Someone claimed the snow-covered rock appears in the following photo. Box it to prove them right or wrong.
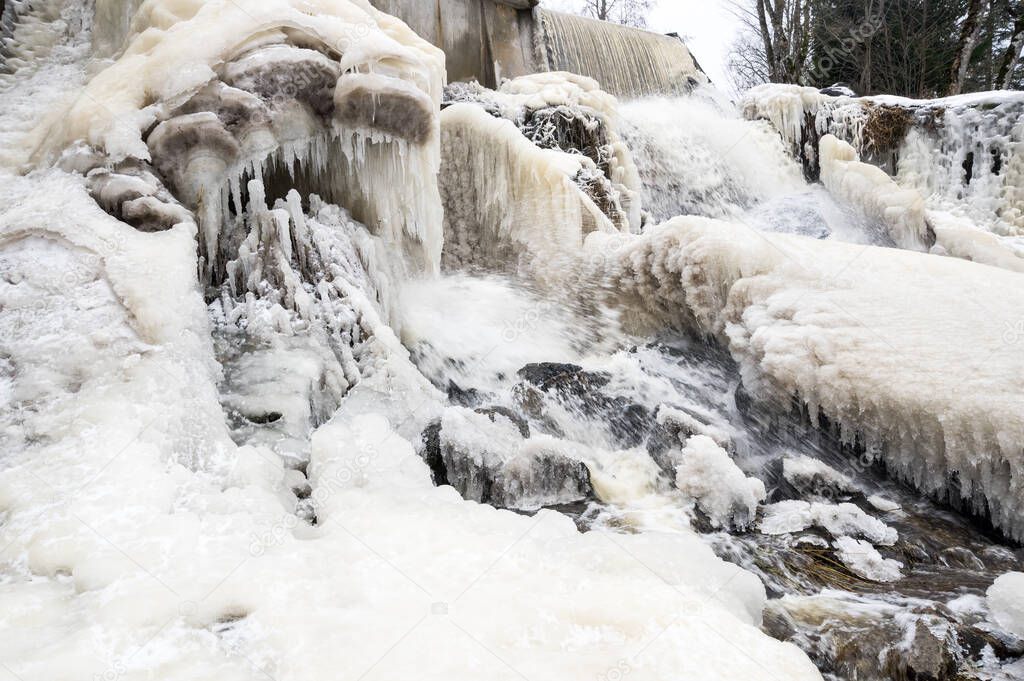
[760,500,897,546]
[675,435,766,530]
[781,455,856,496]
[832,537,904,583]
[988,572,1024,639]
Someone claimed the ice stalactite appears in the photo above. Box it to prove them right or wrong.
[439,73,643,282]
[33,0,446,280]
[211,181,407,465]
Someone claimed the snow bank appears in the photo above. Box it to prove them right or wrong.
[588,217,1024,540]
[987,572,1024,639]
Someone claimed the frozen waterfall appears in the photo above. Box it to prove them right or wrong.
[1,1,1023,680]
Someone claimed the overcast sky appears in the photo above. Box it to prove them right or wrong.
[542,0,744,88]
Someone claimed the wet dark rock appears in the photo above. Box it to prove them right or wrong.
[762,604,800,642]
[514,363,654,447]
[939,547,987,571]
[418,411,592,511]
[488,451,592,511]
[474,406,530,438]
[646,406,728,477]
[447,380,481,407]
[420,419,447,486]
[968,621,1024,660]
[883,620,961,681]
[516,363,610,398]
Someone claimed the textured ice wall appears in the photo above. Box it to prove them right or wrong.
[585,218,1024,540]
[440,74,639,279]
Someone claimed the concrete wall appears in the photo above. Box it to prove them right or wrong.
[368,0,705,98]
[368,0,536,88]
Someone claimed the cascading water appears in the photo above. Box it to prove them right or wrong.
[535,9,706,100]
[619,92,891,244]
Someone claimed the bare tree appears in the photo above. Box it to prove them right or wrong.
[948,0,989,94]
[728,0,814,84]
[997,1,1024,88]
[570,0,654,28]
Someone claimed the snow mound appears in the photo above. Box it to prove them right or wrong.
[987,572,1024,639]
[589,217,1024,540]
[675,435,766,530]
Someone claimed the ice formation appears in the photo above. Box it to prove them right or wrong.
[585,218,1024,540]
[36,0,447,276]
[440,73,641,278]
[0,0,842,678]
[5,0,1024,676]
[742,84,1024,269]
[817,135,933,251]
